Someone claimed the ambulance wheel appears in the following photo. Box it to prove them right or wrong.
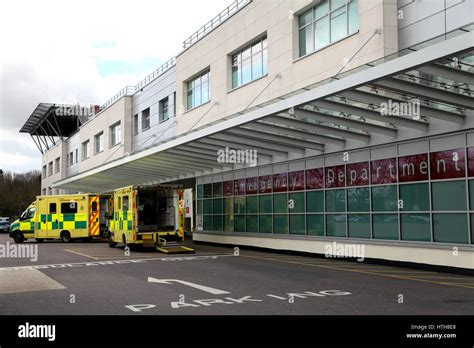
[108,236,116,248]
[13,232,24,244]
[36,238,44,243]
[61,231,71,243]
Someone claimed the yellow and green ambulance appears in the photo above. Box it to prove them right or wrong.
[107,185,194,253]
[9,193,112,243]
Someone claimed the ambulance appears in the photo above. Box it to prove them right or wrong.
[9,193,112,243]
[107,185,194,253]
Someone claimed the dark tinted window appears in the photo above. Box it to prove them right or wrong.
[49,203,57,214]
[61,202,78,214]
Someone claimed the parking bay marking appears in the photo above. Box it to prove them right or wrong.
[148,277,230,295]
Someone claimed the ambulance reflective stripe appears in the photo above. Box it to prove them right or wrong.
[89,196,100,236]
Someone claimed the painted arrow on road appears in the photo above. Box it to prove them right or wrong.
[147,277,230,295]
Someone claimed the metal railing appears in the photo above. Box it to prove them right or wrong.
[100,57,177,111]
[135,56,176,91]
[101,85,137,110]
[182,0,251,49]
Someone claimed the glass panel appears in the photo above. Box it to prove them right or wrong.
[246,215,258,233]
[223,197,233,215]
[315,0,329,19]
[289,192,305,213]
[470,180,474,209]
[399,183,429,211]
[401,214,431,241]
[373,214,398,240]
[314,16,330,50]
[259,215,272,234]
[433,214,468,244]
[193,86,201,107]
[252,51,263,80]
[330,7,347,42]
[326,214,346,237]
[307,214,324,236]
[232,65,240,88]
[307,191,324,212]
[234,196,246,214]
[432,181,467,211]
[213,215,223,231]
[273,193,288,213]
[203,184,212,198]
[246,196,258,214]
[251,40,261,54]
[372,185,397,211]
[203,199,213,214]
[212,182,223,197]
[348,0,359,34]
[262,49,268,75]
[242,58,252,85]
[299,8,313,27]
[259,195,272,214]
[299,25,314,56]
[197,200,203,215]
[234,215,246,232]
[325,189,346,212]
[471,214,474,244]
[290,215,305,235]
[273,215,288,234]
[201,81,209,104]
[203,216,213,230]
[348,214,370,238]
[347,187,369,212]
[331,0,345,10]
[197,185,203,199]
[187,90,193,109]
[213,198,223,214]
[224,215,233,232]
[242,47,251,60]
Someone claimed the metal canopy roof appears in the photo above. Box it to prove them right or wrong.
[54,30,474,193]
[20,103,91,154]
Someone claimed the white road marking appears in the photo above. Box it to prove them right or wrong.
[0,254,233,272]
[0,268,65,294]
[148,277,231,295]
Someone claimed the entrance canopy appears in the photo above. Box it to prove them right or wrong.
[54,30,473,193]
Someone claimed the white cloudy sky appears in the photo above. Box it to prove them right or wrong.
[0,0,227,173]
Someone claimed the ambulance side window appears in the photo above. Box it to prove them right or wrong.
[49,203,57,214]
[91,201,97,212]
[61,202,78,214]
[25,208,36,220]
[118,197,122,210]
[123,196,129,211]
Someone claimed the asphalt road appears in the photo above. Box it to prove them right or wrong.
[0,233,473,315]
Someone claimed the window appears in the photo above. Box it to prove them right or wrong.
[24,207,36,220]
[123,196,129,211]
[142,108,150,130]
[42,188,46,196]
[348,214,370,238]
[433,214,468,244]
[48,162,53,176]
[401,214,430,241]
[307,215,324,236]
[133,114,139,134]
[49,203,57,214]
[82,140,90,160]
[95,132,104,154]
[231,36,268,89]
[61,202,78,214]
[47,187,52,195]
[307,191,324,212]
[75,149,78,163]
[373,214,398,240]
[42,165,47,178]
[159,97,170,122]
[432,181,466,211]
[187,69,210,110]
[69,152,73,166]
[399,183,429,211]
[372,185,397,211]
[298,0,359,57]
[110,122,122,147]
[54,157,60,173]
[91,201,97,212]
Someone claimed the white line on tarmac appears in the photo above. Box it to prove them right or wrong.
[0,254,234,272]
